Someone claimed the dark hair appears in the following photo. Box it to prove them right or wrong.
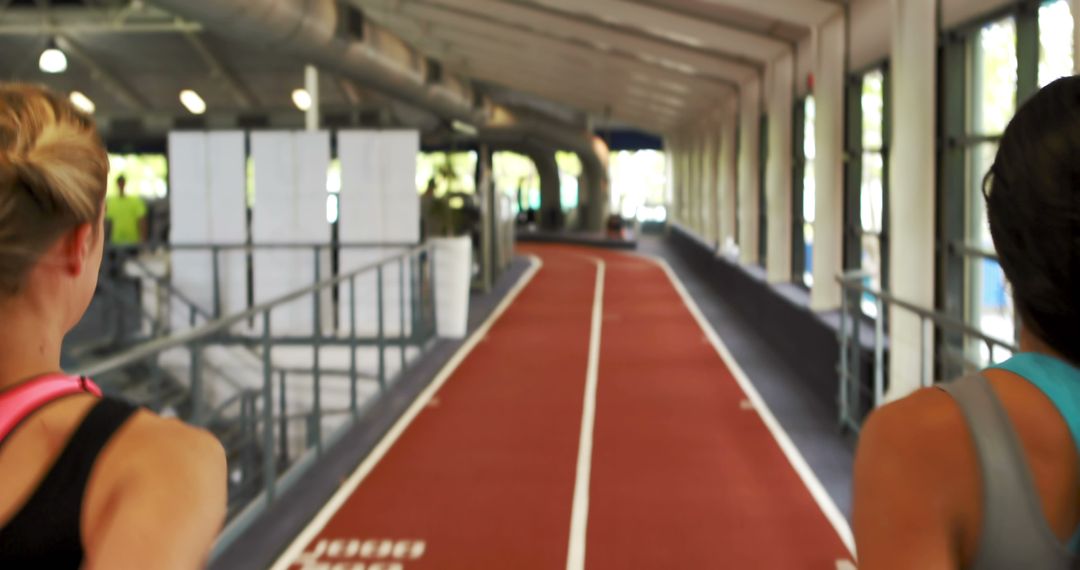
[984,75,1080,366]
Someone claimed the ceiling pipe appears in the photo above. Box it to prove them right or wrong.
[149,0,485,124]
[149,0,608,227]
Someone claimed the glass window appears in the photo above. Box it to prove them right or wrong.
[802,96,816,287]
[610,150,669,220]
[859,70,886,316]
[967,17,1018,359]
[1039,0,1075,87]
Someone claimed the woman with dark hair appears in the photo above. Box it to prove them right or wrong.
[853,76,1080,568]
[0,84,225,568]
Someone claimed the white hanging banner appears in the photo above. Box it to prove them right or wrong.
[251,131,331,336]
[168,131,246,322]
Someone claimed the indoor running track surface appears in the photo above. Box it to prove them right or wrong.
[272,244,854,570]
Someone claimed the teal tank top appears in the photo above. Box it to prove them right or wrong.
[993,352,1080,552]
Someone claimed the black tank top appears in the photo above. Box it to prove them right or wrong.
[0,398,137,567]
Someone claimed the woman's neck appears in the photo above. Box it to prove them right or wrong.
[0,300,64,390]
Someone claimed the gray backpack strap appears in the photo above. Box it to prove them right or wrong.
[940,374,1072,569]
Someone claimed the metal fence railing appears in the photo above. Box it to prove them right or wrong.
[78,243,438,558]
[836,270,1018,433]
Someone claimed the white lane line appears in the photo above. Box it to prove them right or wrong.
[642,253,856,557]
[566,257,605,570]
[269,255,544,570]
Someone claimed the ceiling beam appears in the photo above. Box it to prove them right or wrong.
[383,0,755,84]
[55,34,149,112]
[697,0,838,27]
[360,1,733,98]
[519,0,788,63]
[415,45,703,130]
[446,60,681,131]
[182,31,258,110]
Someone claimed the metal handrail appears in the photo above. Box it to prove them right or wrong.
[79,243,431,377]
[837,272,1016,349]
[81,240,440,560]
[835,270,1018,433]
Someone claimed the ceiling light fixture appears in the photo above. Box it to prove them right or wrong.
[69,91,95,114]
[39,39,67,74]
[179,89,206,115]
[292,88,313,112]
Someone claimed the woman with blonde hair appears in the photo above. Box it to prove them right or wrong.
[0,84,225,568]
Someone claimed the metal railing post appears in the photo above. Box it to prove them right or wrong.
[399,256,406,375]
[212,246,222,318]
[190,343,204,423]
[279,371,289,465]
[377,265,386,390]
[921,318,933,388]
[349,275,358,415]
[874,296,885,409]
[429,245,438,338]
[838,286,850,428]
[312,251,323,453]
[261,310,276,504]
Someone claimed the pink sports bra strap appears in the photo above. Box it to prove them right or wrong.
[0,374,103,445]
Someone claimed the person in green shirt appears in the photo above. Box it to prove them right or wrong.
[105,176,147,245]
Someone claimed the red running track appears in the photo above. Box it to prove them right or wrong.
[274,245,852,570]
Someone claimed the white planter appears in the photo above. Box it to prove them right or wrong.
[432,237,472,339]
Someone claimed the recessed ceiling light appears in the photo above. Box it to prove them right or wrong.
[39,40,67,74]
[292,88,312,112]
[69,91,95,114]
[179,89,206,115]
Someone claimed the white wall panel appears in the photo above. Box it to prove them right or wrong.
[168,131,246,320]
[337,130,420,344]
[888,0,938,401]
[852,0,892,70]
[811,16,848,311]
[251,131,331,336]
[738,79,762,265]
[765,54,794,283]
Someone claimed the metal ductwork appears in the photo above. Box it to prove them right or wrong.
[150,0,485,124]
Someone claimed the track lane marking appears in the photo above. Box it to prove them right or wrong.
[269,255,544,570]
[565,257,605,570]
[636,252,856,556]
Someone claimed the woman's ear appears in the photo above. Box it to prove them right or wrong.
[62,222,95,277]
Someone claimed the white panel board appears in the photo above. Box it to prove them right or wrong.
[168,131,247,322]
[251,131,331,336]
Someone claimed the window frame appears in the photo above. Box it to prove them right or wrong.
[844,63,892,317]
[937,0,1047,373]
[758,114,769,268]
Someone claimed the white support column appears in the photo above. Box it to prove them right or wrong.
[695,133,704,236]
[887,0,937,401]
[305,65,320,132]
[702,128,717,245]
[811,15,847,310]
[738,80,762,265]
[765,54,794,283]
[1073,0,1080,73]
[719,99,739,254]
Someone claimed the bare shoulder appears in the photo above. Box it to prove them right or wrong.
[859,386,968,456]
[96,409,225,493]
[83,408,227,569]
[853,386,980,569]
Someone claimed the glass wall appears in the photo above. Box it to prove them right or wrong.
[492,151,540,216]
[1040,0,1075,87]
[800,96,817,286]
[609,149,668,222]
[107,154,168,198]
[859,70,887,316]
[966,17,1018,358]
